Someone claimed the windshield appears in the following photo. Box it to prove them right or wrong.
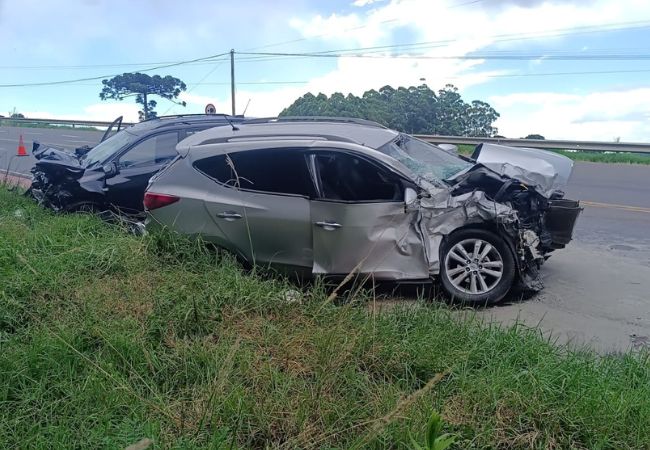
[378,134,472,184]
[81,129,137,167]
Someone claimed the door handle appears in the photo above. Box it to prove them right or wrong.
[315,221,342,231]
[217,211,243,221]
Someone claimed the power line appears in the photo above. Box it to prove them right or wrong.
[0,19,647,73]
[234,19,650,59]
[3,19,650,87]
[238,49,650,61]
[162,60,227,115]
[25,68,650,88]
[3,18,649,70]
[0,52,229,88]
[245,0,489,51]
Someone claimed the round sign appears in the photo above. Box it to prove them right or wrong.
[205,103,216,114]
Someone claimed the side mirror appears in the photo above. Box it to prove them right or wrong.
[32,141,41,152]
[404,187,418,211]
[102,161,119,178]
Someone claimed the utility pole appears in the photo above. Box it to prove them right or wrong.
[230,49,236,116]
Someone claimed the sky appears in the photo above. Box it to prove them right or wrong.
[2,0,650,141]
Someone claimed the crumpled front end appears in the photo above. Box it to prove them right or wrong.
[417,165,581,292]
[30,146,106,212]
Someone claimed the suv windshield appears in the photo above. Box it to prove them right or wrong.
[378,134,472,183]
[81,129,138,167]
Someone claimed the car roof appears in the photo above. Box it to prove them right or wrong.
[125,114,245,136]
[177,117,400,152]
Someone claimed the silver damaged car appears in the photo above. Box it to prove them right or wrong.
[144,117,581,304]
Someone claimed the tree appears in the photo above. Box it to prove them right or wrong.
[8,107,24,119]
[99,73,187,121]
[465,100,500,137]
[280,83,499,136]
[524,134,545,140]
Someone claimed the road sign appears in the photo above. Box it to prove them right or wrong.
[205,103,216,114]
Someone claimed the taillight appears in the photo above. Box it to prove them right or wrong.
[143,192,180,211]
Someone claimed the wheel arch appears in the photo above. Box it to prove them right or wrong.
[439,221,521,275]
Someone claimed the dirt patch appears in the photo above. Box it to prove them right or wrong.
[0,173,30,189]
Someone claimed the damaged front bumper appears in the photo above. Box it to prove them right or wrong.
[417,163,581,292]
[30,145,106,212]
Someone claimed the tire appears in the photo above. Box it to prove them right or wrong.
[439,228,515,305]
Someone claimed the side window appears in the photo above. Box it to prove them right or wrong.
[314,152,403,202]
[182,127,209,139]
[193,148,314,197]
[119,132,178,167]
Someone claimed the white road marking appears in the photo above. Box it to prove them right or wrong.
[61,134,80,138]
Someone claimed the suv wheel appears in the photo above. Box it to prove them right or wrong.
[439,228,515,305]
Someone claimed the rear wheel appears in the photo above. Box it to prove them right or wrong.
[439,228,515,305]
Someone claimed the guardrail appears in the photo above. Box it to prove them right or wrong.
[2,117,649,154]
[0,117,135,128]
[414,135,650,154]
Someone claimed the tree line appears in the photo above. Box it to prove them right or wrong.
[280,84,501,137]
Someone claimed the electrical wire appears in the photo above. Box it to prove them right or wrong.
[3,19,650,70]
[3,19,650,87]
[0,52,229,88]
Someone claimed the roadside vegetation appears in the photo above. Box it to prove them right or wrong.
[0,118,98,132]
[1,186,649,449]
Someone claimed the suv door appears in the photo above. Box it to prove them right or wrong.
[309,150,429,280]
[192,145,315,275]
[105,131,180,213]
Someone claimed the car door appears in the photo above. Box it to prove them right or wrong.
[193,144,315,275]
[105,131,180,213]
[309,149,429,280]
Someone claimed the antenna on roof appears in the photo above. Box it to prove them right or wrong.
[219,113,239,131]
[242,98,251,116]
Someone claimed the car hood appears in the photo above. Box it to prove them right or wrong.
[470,143,574,196]
[33,145,84,169]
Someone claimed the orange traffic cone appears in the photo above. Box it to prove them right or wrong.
[16,134,28,156]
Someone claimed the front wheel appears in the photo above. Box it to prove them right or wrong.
[439,228,515,305]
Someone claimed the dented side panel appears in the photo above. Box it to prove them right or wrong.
[311,200,429,280]
[418,190,518,274]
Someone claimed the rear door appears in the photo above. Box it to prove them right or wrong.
[105,131,180,213]
[309,150,429,280]
[193,145,315,275]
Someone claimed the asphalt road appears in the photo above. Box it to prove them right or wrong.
[2,124,649,352]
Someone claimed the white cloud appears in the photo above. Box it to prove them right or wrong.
[280,0,650,140]
[352,0,386,6]
[10,0,650,140]
[490,88,650,141]
[24,102,140,123]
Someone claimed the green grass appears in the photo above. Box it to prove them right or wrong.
[456,143,650,165]
[555,149,650,164]
[1,187,649,449]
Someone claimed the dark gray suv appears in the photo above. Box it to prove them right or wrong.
[30,114,244,215]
